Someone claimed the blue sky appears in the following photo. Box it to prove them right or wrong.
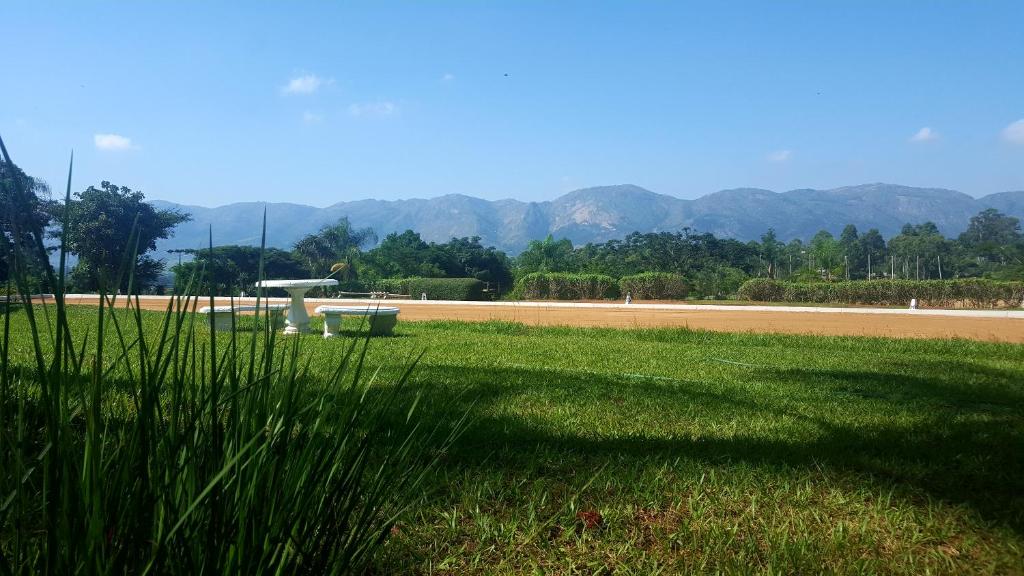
[2,1,1023,206]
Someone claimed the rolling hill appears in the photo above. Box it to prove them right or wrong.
[150,184,1024,258]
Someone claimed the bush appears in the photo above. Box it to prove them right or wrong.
[619,272,688,300]
[376,277,486,301]
[513,272,620,300]
[736,278,787,302]
[738,278,1024,308]
[691,267,749,299]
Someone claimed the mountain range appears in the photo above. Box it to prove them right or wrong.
[150,184,1024,258]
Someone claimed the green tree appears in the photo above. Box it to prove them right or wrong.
[781,238,805,279]
[293,218,376,279]
[759,229,784,278]
[838,224,861,279]
[438,236,513,290]
[367,230,443,278]
[857,228,887,279]
[958,209,1022,266]
[170,246,309,296]
[810,230,841,280]
[0,154,54,286]
[515,235,577,274]
[960,209,1021,246]
[887,222,949,279]
[57,181,189,292]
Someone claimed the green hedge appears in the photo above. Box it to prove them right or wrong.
[619,272,688,300]
[738,278,1024,308]
[375,277,486,301]
[514,272,620,300]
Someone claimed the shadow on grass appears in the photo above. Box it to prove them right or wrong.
[7,336,1021,535]
[393,362,1024,534]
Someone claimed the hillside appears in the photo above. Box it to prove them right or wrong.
[151,184,1024,257]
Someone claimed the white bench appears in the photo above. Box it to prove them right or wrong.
[314,306,400,338]
[199,304,288,331]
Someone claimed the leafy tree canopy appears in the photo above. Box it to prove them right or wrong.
[293,218,377,280]
[959,209,1021,251]
[515,235,577,274]
[56,181,190,291]
[171,245,309,296]
[0,155,53,284]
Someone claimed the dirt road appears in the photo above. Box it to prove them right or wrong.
[57,295,1024,343]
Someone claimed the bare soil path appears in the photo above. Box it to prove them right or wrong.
[59,295,1024,343]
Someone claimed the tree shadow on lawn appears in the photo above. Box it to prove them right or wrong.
[11,344,1018,535]
[400,362,1024,535]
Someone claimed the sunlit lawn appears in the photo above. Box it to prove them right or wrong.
[6,306,1023,574]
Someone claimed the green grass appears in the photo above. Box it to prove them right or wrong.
[6,306,1024,574]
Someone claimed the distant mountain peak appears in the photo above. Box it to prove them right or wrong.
[150,184,1024,258]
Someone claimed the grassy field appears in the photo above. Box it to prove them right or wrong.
[5,306,1024,574]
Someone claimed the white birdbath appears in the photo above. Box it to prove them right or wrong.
[257,279,338,334]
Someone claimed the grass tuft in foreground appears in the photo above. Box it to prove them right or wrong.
[0,141,461,574]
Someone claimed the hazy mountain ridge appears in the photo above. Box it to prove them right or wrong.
[151,184,1024,258]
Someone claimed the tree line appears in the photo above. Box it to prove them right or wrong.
[3,158,1022,298]
[511,210,1023,296]
[171,223,514,296]
[172,209,1022,298]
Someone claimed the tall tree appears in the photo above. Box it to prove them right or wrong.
[438,236,514,288]
[366,230,443,278]
[0,155,54,285]
[810,230,841,280]
[958,209,1022,263]
[293,218,376,279]
[759,229,784,278]
[515,235,577,274]
[57,181,189,292]
[780,239,806,279]
[838,225,861,279]
[170,246,309,296]
[887,222,949,280]
[857,228,887,279]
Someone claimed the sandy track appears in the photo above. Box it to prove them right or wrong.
[56,295,1024,343]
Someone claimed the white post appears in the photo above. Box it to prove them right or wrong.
[283,287,311,334]
[322,313,341,338]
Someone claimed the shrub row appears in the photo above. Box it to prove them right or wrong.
[619,272,689,300]
[514,272,620,300]
[375,277,486,301]
[738,278,1024,308]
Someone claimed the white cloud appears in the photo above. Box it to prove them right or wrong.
[348,101,397,117]
[282,74,329,95]
[442,72,455,81]
[1002,119,1024,144]
[94,133,135,151]
[767,149,791,162]
[302,111,324,124]
[909,127,939,143]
